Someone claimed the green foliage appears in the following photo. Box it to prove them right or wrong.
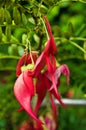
[0,0,86,129]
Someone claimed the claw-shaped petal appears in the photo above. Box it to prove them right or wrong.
[33,52,46,77]
[16,53,27,76]
[43,16,57,54]
[14,73,42,124]
[34,74,47,114]
[23,71,35,96]
[55,64,70,85]
[50,94,57,116]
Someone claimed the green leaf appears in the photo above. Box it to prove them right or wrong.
[68,22,75,37]
[23,4,34,9]
[8,44,18,55]
[22,13,27,25]
[0,7,4,24]
[22,34,27,44]
[5,25,11,41]
[0,27,2,42]
[4,9,11,24]
[79,0,86,3]
[13,7,21,25]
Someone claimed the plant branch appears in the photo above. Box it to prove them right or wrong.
[0,55,20,60]
[68,40,86,53]
[47,0,86,14]
[55,37,86,53]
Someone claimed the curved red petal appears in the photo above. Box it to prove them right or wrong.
[23,71,34,96]
[16,54,26,76]
[46,55,56,73]
[43,16,57,54]
[33,52,46,77]
[50,94,57,116]
[56,64,70,85]
[43,16,52,36]
[34,74,47,114]
[14,73,42,124]
[51,89,67,108]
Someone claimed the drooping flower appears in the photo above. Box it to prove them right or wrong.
[14,52,43,124]
[14,71,42,124]
[32,16,70,109]
[32,16,70,116]
[44,64,70,111]
[14,15,70,124]
[34,64,70,116]
[32,16,57,77]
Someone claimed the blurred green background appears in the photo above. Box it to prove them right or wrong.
[0,0,86,130]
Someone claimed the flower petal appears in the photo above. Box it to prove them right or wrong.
[43,16,57,54]
[14,73,42,124]
[44,71,67,107]
[46,55,56,73]
[45,56,58,96]
[34,73,47,114]
[55,64,70,85]
[16,53,26,76]
[23,71,34,96]
[33,52,45,77]
[50,94,57,116]
[51,89,67,108]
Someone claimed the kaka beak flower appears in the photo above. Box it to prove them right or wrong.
[14,53,43,124]
[32,16,70,114]
[33,16,57,77]
[14,71,42,124]
[14,16,70,124]
[45,64,70,106]
[32,16,60,103]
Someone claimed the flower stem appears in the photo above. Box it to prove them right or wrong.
[25,37,34,65]
[47,0,86,14]
[40,17,49,40]
[28,40,34,65]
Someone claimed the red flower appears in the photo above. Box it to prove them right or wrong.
[33,16,57,77]
[14,71,42,124]
[44,64,70,113]
[32,16,70,116]
[34,64,70,116]
[14,16,70,124]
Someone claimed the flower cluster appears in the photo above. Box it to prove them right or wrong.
[14,16,70,124]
